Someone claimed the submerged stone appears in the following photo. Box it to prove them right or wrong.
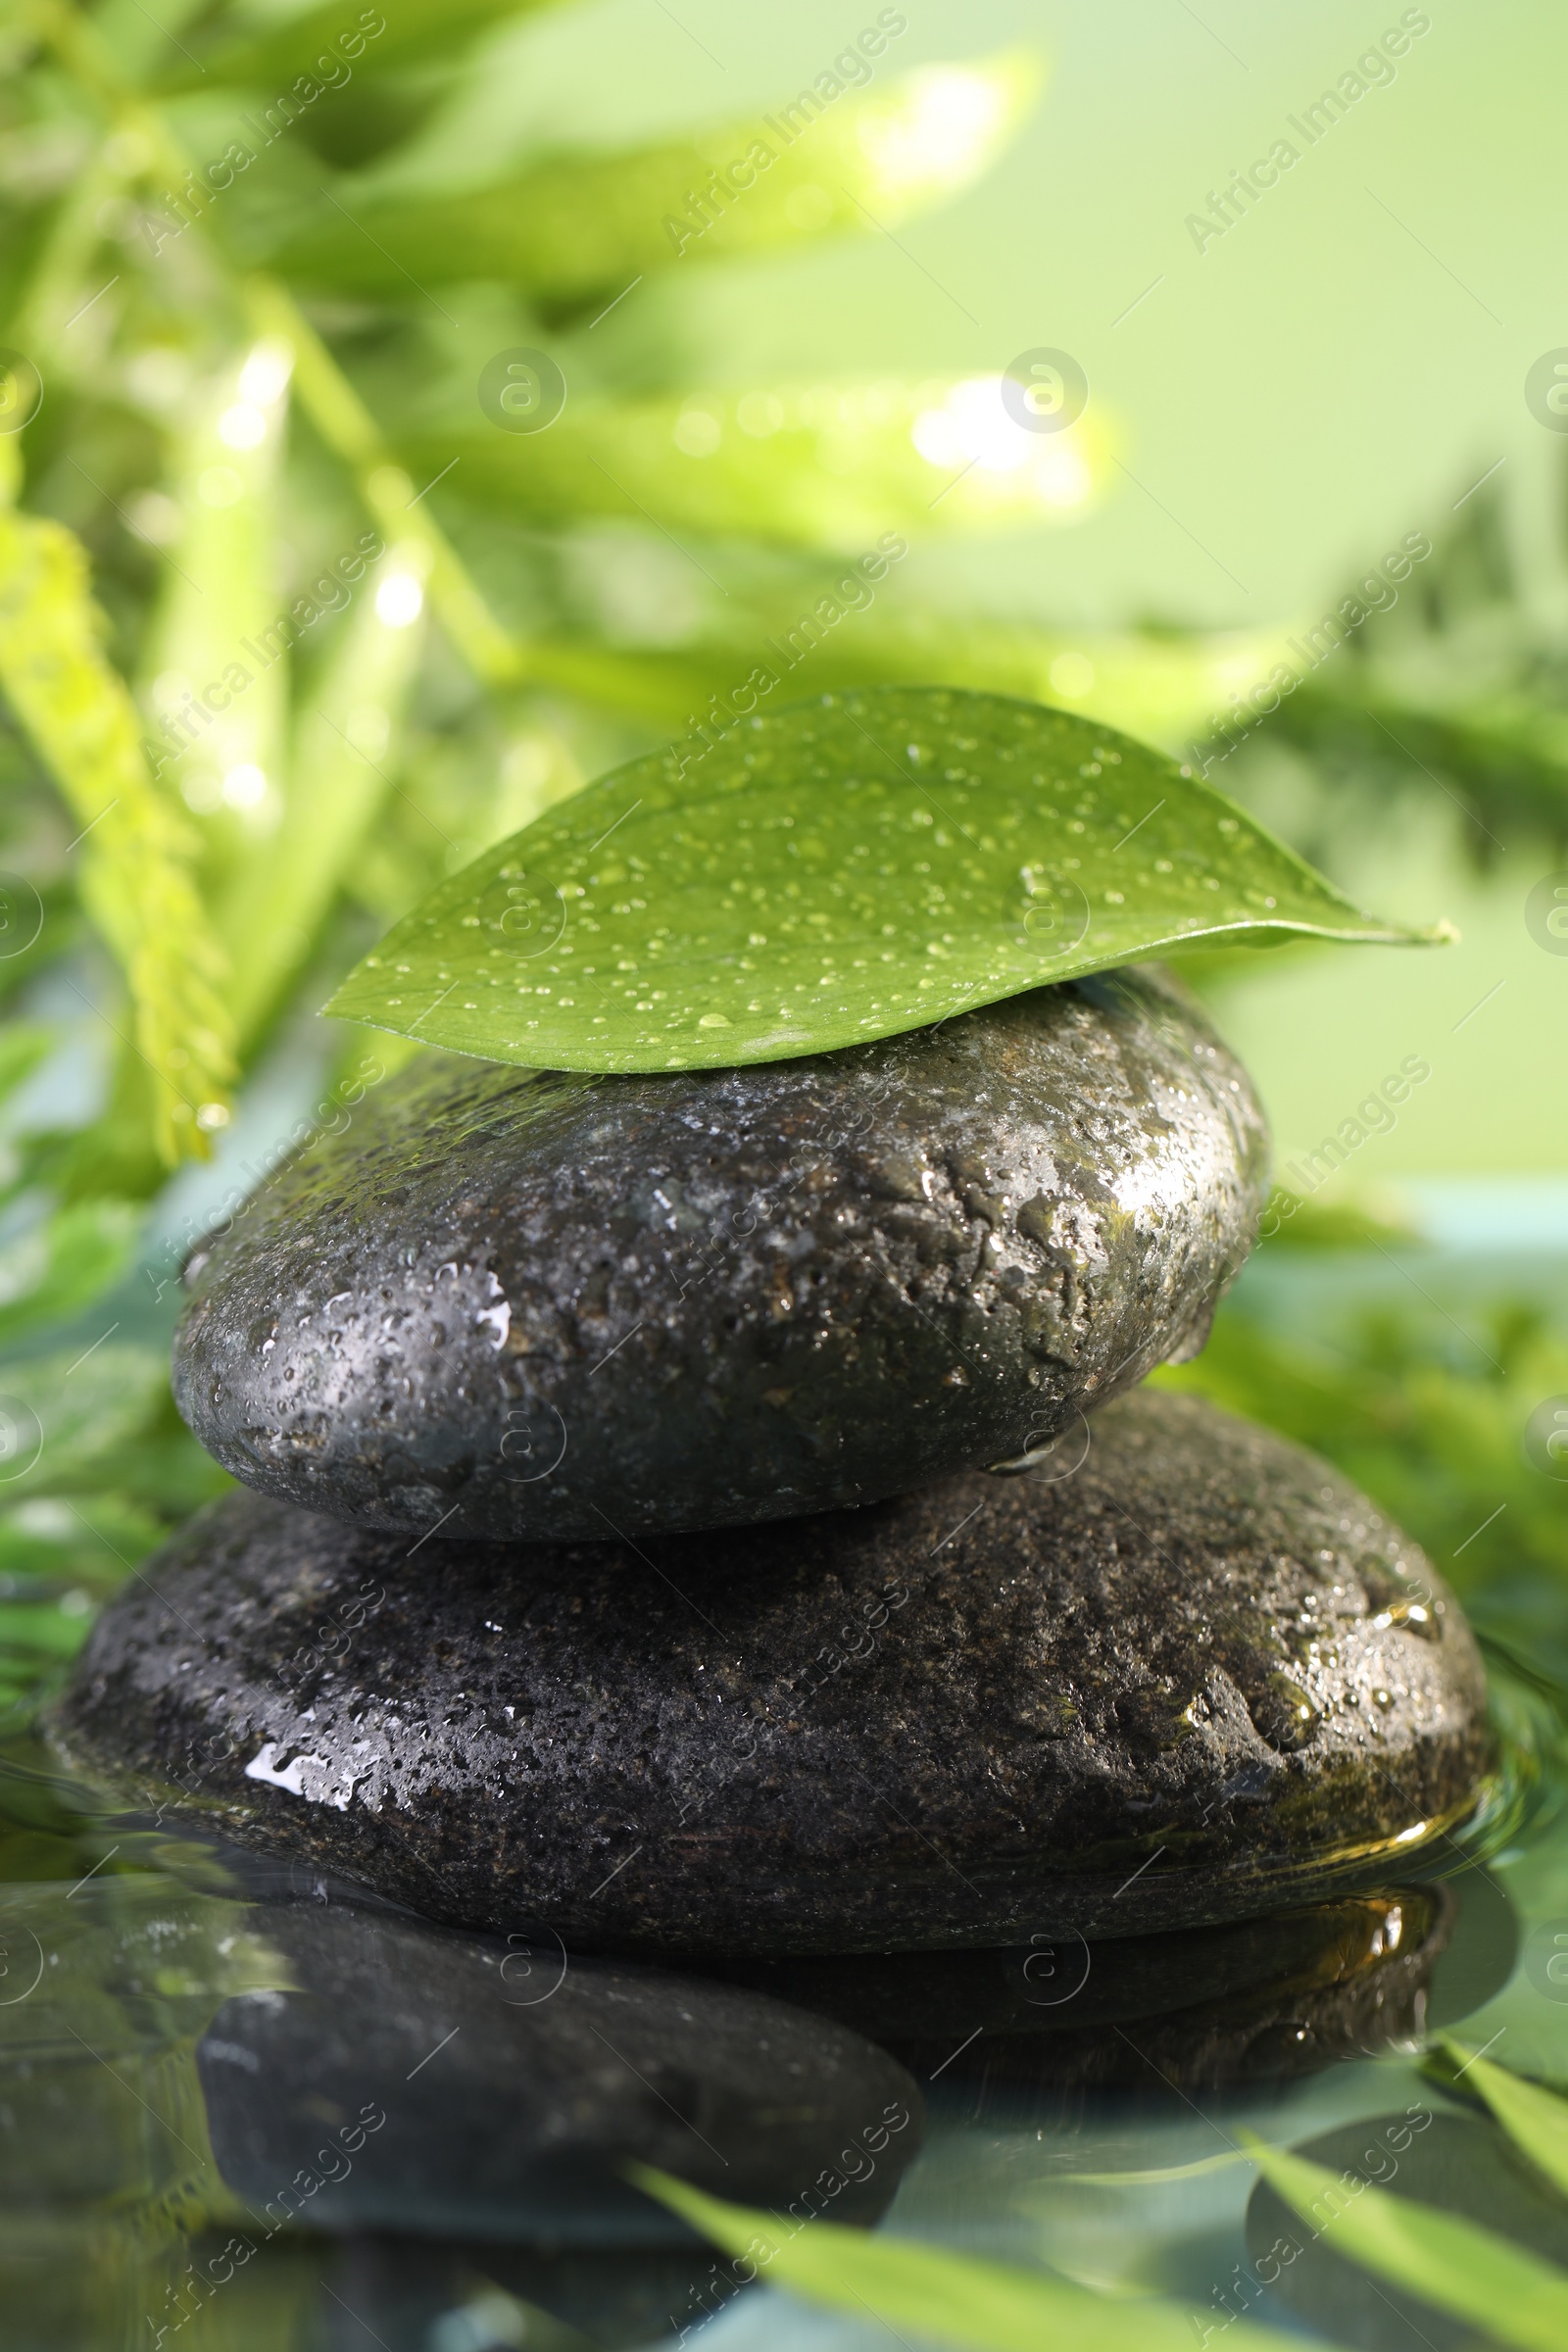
[716,1884,1496,2093]
[52,1392,1494,1954]
[194,1901,920,2245]
[172,967,1267,1540]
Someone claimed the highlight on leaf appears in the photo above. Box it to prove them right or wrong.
[220,538,431,1047]
[326,686,1451,1075]
[269,54,1039,304]
[402,371,1109,551]
[134,337,294,834]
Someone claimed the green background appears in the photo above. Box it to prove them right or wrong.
[407,0,1564,1186]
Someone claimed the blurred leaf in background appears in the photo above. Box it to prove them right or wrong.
[0,0,1564,1739]
[1155,1206,1568,1687]
[0,0,1068,1674]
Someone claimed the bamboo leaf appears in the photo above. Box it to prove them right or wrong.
[151,0,564,95]
[1246,2133,1568,2352]
[326,685,1448,1075]
[219,539,430,1045]
[530,601,1294,752]
[1438,2042,1568,2202]
[136,338,294,862]
[400,372,1110,551]
[0,1022,54,1102]
[0,1345,172,1494]
[1228,469,1568,852]
[272,55,1037,301]
[242,275,525,689]
[0,493,234,1161]
[632,2168,1336,2352]
[0,1200,140,1351]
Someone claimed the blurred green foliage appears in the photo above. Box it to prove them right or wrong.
[0,0,1562,1740]
[1157,1209,1568,1685]
[0,19,1563,2352]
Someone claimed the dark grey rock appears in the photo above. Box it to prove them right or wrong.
[716,1886,1463,2093]
[194,1902,921,2246]
[172,967,1268,1540]
[51,1392,1494,1954]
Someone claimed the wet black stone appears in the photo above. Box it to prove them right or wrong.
[51,1392,1494,1954]
[194,1901,921,2246]
[172,967,1267,1540]
[1246,2115,1568,2350]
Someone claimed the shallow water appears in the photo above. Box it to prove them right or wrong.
[0,1665,1558,2352]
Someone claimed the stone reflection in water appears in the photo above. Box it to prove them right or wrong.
[0,1871,291,2351]
[193,1897,922,2244]
[0,1864,923,2350]
[710,1872,1518,2097]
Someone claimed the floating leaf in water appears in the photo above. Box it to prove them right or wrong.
[327,687,1449,1074]
[1030,2149,1253,2189]
[1246,2133,1568,2352]
[633,2168,1333,2352]
[402,374,1108,551]
[273,56,1037,302]
[1438,2041,1568,2201]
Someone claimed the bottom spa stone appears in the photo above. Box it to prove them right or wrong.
[49,1392,1494,1955]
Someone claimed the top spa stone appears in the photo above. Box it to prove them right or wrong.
[173,967,1267,1540]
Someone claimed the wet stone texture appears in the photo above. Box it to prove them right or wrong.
[195,1902,921,2245]
[172,966,1268,1540]
[51,1392,1494,1955]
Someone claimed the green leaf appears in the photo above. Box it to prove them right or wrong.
[632,2169,1332,2352]
[135,337,293,881]
[0,1200,141,1351]
[272,55,1037,301]
[1225,469,1568,856]
[0,1343,173,1532]
[0,1022,54,1103]
[511,610,1293,757]
[1439,2043,1568,2201]
[400,374,1111,551]
[152,0,564,95]
[1246,2133,1568,2352]
[326,686,1449,1074]
[0,499,235,1161]
[1023,2151,1252,2190]
[1153,1299,1568,1616]
[218,537,429,1047]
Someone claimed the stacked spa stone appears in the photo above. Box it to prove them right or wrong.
[51,968,1493,1961]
